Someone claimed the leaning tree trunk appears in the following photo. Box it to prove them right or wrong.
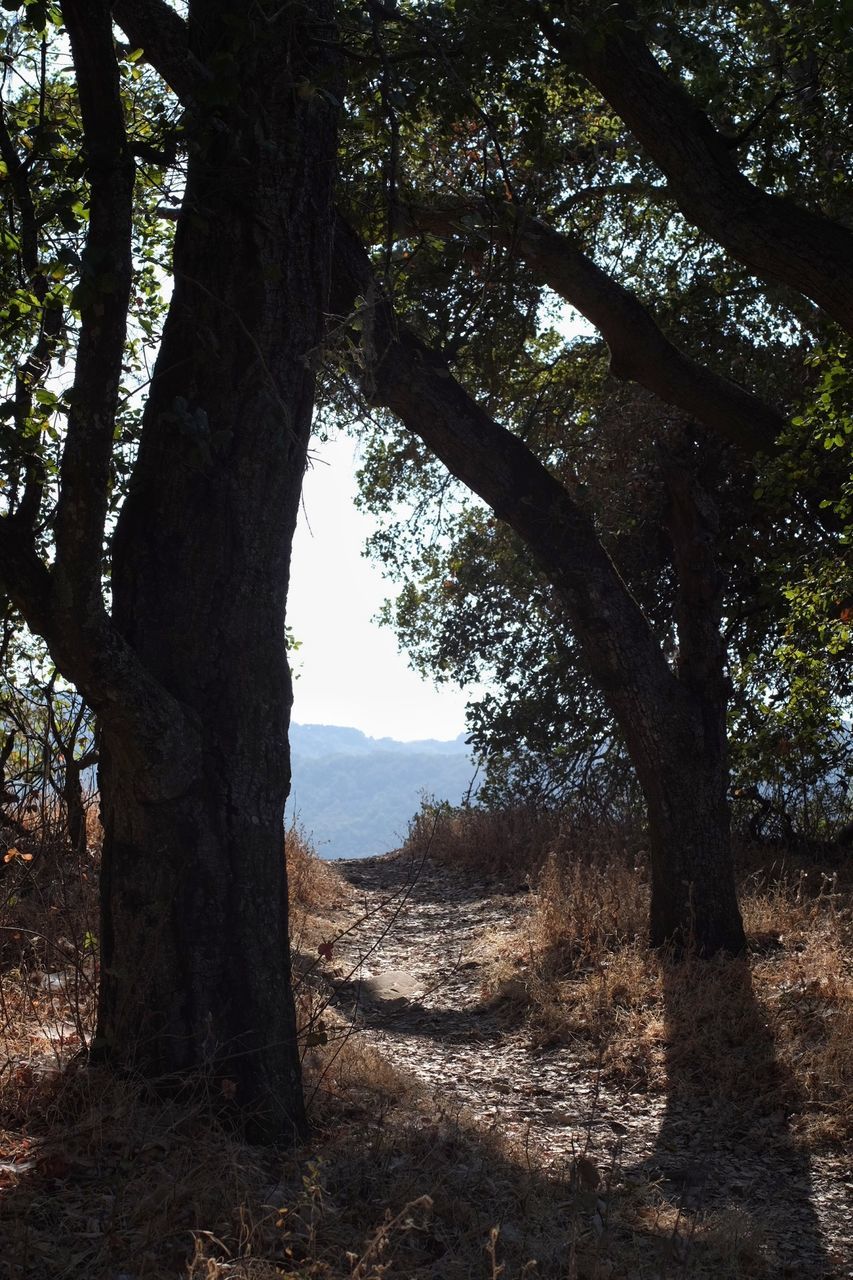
[93,6,338,1141]
[329,222,746,955]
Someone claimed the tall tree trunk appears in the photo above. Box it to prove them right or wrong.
[630,690,741,952]
[639,450,743,953]
[93,4,338,1140]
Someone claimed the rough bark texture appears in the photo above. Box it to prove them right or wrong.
[0,0,337,1142]
[91,2,338,1140]
[112,0,209,103]
[332,221,746,954]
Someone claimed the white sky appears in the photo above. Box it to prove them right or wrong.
[287,433,472,741]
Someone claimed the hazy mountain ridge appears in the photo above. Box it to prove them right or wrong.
[288,723,478,859]
[290,722,471,759]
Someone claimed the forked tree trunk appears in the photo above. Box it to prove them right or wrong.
[628,690,742,953]
[639,452,744,954]
[92,5,337,1140]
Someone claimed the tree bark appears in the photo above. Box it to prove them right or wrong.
[645,450,741,950]
[642,708,738,951]
[91,2,338,1140]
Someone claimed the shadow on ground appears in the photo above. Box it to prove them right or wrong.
[634,956,835,1277]
[0,1046,787,1280]
[336,848,530,904]
[325,855,839,1275]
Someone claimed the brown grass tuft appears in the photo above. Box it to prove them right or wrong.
[404,801,564,880]
[286,819,345,914]
[405,800,642,886]
[414,806,853,1151]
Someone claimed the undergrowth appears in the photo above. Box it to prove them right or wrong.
[1,811,586,1280]
[1,800,851,1277]
[416,805,853,1148]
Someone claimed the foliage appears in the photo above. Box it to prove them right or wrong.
[0,1,848,839]
[0,603,96,851]
[0,10,177,519]
[332,1,853,831]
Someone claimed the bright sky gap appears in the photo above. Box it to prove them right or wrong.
[287,432,472,742]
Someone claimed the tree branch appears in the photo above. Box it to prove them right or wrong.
[0,523,55,641]
[330,219,691,787]
[661,446,727,700]
[112,0,209,103]
[0,102,38,274]
[397,198,787,455]
[54,0,135,616]
[562,181,671,208]
[0,102,65,533]
[542,9,853,336]
[1,2,204,801]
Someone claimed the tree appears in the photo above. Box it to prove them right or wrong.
[352,298,852,836]
[322,0,853,952]
[332,221,749,953]
[0,0,849,1142]
[0,0,338,1140]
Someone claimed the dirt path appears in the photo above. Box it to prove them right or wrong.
[324,849,852,1279]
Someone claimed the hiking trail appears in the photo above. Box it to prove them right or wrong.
[322,849,852,1278]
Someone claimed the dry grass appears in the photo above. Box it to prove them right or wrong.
[401,806,853,1273]
[287,819,349,957]
[286,821,345,916]
[406,801,642,885]
[0,804,100,976]
[2,804,851,1278]
[0,818,580,1280]
[404,802,568,881]
[447,811,853,1150]
[0,963,577,1279]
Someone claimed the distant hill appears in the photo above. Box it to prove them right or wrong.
[290,722,471,759]
[287,723,478,859]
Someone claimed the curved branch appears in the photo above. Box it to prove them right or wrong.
[54,0,135,613]
[330,218,690,790]
[0,3,202,801]
[0,512,201,801]
[398,199,787,455]
[542,10,853,336]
